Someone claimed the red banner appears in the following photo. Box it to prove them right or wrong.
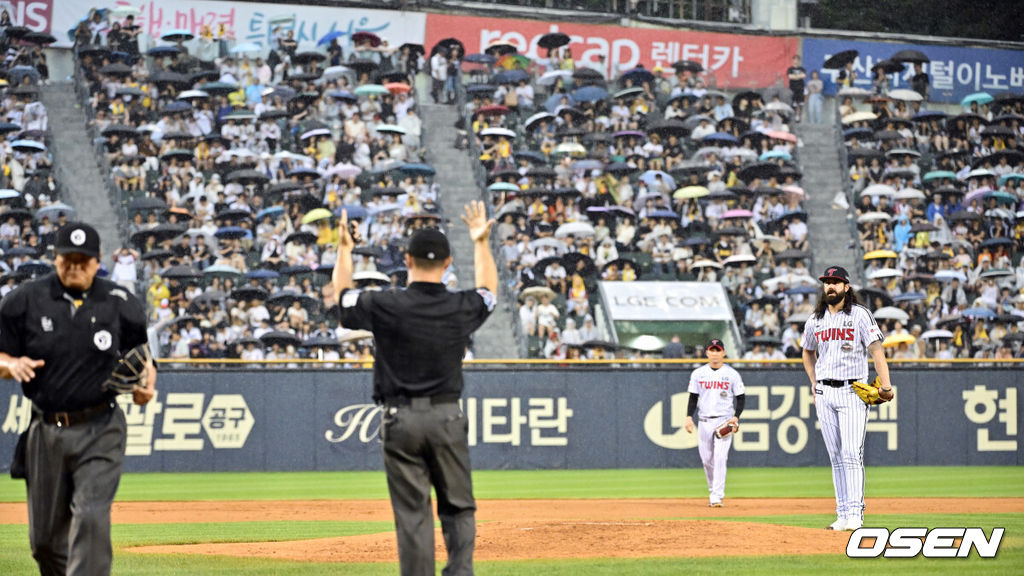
[425,14,798,89]
[6,0,52,32]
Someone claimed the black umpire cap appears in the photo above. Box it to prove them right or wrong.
[818,265,850,284]
[54,222,101,259]
[407,228,450,261]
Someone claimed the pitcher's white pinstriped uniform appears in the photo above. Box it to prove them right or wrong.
[688,363,744,505]
[802,304,884,522]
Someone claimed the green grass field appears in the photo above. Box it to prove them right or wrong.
[1,467,1021,575]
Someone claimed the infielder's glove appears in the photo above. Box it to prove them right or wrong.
[851,377,894,405]
[103,344,151,394]
[714,422,739,439]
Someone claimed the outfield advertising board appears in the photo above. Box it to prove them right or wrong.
[424,13,798,89]
[48,0,426,49]
[802,37,1024,104]
[1,369,1019,472]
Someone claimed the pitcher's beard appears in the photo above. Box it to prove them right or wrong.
[825,291,845,306]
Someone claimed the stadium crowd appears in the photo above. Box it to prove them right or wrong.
[839,84,1024,360]
[69,7,439,363]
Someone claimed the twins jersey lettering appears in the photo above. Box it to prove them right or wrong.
[688,364,745,417]
[801,305,883,381]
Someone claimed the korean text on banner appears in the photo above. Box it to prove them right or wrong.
[425,13,798,89]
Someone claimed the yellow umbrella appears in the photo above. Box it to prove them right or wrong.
[882,333,916,348]
[673,185,710,200]
[863,249,898,260]
[301,208,333,225]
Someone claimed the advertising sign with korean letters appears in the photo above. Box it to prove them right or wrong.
[1,370,1020,472]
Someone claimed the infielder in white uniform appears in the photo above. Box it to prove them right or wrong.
[801,266,893,531]
[685,338,745,507]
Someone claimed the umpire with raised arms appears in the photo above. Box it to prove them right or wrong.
[333,201,496,576]
[0,222,156,575]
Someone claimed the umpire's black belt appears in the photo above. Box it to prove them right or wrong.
[35,401,115,427]
[819,379,856,388]
[382,393,461,408]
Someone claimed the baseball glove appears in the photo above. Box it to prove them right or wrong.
[103,344,151,394]
[851,377,893,405]
[714,422,739,439]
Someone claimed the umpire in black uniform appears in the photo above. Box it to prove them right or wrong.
[333,201,497,576]
[0,222,156,576]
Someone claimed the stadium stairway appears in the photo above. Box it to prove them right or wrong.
[796,122,861,284]
[419,102,518,358]
[41,83,122,269]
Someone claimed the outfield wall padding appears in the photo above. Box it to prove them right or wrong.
[1,369,1020,472]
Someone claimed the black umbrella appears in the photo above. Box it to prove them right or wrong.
[646,119,689,138]
[161,265,201,280]
[572,68,604,82]
[260,331,302,348]
[141,249,174,261]
[737,162,781,183]
[872,59,905,75]
[304,336,342,349]
[671,60,704,73]
[891,49,929,63]
[127,197,169,211]
[823,50,858,70]
[732,90,762,108]
[226,169,270,185]
[397,43,425,59]
[431,37,465,56]
[215,208,254,223]
[148,71,188,86]
[99,63,133,76]
[538,32,570,50]
[347,59,379,76]
[77,44,109,56]
[291,51,326,65]
[285,231,317,245]
[231,286,269,302]
[562,253,597,278]
[21,31,56,45]
[266,292,301,308]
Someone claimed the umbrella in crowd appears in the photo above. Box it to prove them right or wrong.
[538,32,570,49]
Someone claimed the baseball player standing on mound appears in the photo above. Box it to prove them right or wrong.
[801,265,893,531]
[684,338,745,508]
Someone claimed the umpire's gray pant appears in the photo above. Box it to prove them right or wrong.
[381,399,475,576]
[25,404,125,576]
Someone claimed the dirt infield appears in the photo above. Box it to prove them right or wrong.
[2,498,1021,562]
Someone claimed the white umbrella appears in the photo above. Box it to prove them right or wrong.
[537,70,573,86]
[894,188,925,201]
[933,269,967,283]
[785,312,811,325]
[177,90,210,100]
[691,259,723,269]
[629,335,665,352]
[842,111,878,124]
[480,127,516,138]
[868,268,903,280]
[754,235,789,252]
[861,184,896,197]
[723,254,757,265]
[920,329,954,339]
[764,101,794,114]
[762,273,816,291]
[339,329,374,343]
[353,270,392,284]
[529,237,567,253]
[873,306,909,322]
[555,222,596,238]
[889,89,923,102]
[230,42,262,54]
[857,211,892,223]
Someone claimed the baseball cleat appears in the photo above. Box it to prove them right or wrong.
[709,501,723,508]
[827,518,846,530]
[844,517,863,531]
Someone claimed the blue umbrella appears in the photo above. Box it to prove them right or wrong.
[255,206,285,220]
[160,28,195,42]
[922,170,956,182]
[962,307,996,319]
[214,226,251,239]
[328,90,357,101]
[148,45,180,57]
[0,189,20,200]
[960,92,993,107]
[464,53,497,65]
[784,285,818,295]
[514,150,547,164]
[684,236,711,246]
[17,260,52,276]
[639,170,676,189]
[492,69,529,85]
[317,30,346,46]
[648,209,680,220]
[571,159,604,172]
[288,167,321,179]
[487,182,520,193]
[621,67,655,85]
[163,100,192,113]
[702,132,740,145]
[337,205,368,220]
[11,140,45,153]
[572,85,608,103]
[544,92,574,113]
[396,163,436,177]
[893,291,926,302]
[230,41,262,54]
[246,269,280,279]
[760,150,792,161]
[912,110,946,121]
[7,65,39,84]
[998,173,1024,187]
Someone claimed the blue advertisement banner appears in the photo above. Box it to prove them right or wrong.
[801,38,1024,104]
[1,369,1020,472]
